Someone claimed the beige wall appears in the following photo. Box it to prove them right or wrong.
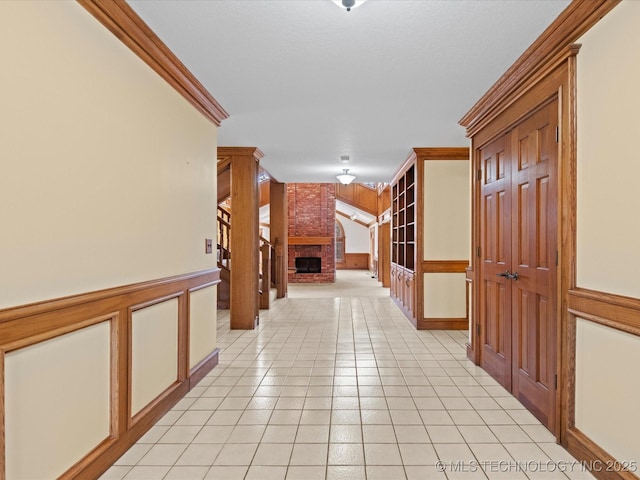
[576,0,640,298]
[0,2,219,478]
[422,160,470,320]
[0,1,218,309]
[575,0,640,466]
[423,160,470,261]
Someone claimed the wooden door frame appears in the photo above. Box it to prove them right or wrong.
[460,0,623,465]
[466,49,578,441]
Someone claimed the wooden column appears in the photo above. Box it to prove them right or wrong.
[270,182,288,298]
[220,147,262,329]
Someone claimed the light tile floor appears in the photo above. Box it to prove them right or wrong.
[101,296,595,480]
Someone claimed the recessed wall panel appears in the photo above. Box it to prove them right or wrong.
[5,322,111,479]
[575,319,640,466]
[423,272,467,318]
[131,298,179,415]
[423,160,470,260]
[189,286,217,369]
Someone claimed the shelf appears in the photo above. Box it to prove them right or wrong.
[288,236,333,245]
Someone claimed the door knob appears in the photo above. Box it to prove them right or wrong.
[510,271,519,280]
[497,271,512,278]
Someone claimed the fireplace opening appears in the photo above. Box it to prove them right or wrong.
[295,257,321,274]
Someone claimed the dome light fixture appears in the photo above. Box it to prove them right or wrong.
[331,0,368,12]
[337,168,356,185]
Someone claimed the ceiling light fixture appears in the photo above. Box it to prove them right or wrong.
[331,0,368,12]
[337,168,356,185]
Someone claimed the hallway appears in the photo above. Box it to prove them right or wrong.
[101,296,593,480]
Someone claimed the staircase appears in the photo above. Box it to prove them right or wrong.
[216,151,287,327]
[217,206,231,309]
[216,205,282,311]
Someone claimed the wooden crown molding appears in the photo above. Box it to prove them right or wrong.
[459,0,620,135]
[78,0,229,126]
[413,147,470,160]
[217,147,265,161]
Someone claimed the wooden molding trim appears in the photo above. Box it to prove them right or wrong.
[78,0,229,126]
[289,236,333,245]
[566,428,639,480]
[460,0,620,134]
[414,147,470,160]
[422,260,469,273]
[0,268,220,326]
[189,348,220,389]
[217,146,265,161]
[568,288,640,337]
[418,318,468,330]
[466,343,474,362]
[336,210,371,229]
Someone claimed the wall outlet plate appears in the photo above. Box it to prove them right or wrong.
[205,238,213,254]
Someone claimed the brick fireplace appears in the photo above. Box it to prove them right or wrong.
[287,183,336,283]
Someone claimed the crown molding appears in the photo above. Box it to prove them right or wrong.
[217,147,265,161]
[78,0,229,126]
[459,0,620,136]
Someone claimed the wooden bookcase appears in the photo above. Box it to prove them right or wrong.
[391,163,416,320]
[390,148,470,329]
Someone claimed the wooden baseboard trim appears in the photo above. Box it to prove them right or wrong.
[466,343,474,362]
[565,428,639,480]
[418,318,468,330]
[189,348,220,389]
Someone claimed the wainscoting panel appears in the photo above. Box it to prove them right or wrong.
[188,284,218,370]
[4,321,111,480]
[0,269,220,480]
[574,318,640,470]
[130,297,180,417]
[423,272,467,318]
[340,253,370,270]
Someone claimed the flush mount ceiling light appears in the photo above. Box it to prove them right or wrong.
[337,168,356,185]
[331,0,368,12]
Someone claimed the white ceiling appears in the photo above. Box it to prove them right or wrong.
[129,0,570,184]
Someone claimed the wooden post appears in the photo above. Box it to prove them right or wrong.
[270,182,288,298]
[220,147,263,329]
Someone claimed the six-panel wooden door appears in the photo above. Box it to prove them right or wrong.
[479,99,558,432]
[480,133,513,389]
